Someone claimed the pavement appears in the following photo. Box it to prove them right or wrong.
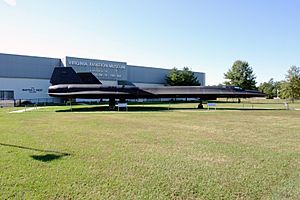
[9,107,45,113]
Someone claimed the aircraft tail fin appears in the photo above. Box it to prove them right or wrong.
[77,73,102,84]
[50,67,102,85]
[50,67,83,85]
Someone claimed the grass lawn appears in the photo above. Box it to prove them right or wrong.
[0,102,300,199]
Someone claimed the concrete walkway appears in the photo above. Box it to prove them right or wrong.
[9,107,45,113]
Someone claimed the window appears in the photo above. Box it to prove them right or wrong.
[0,90,14,100]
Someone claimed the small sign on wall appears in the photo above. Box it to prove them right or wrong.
[22,87,43,93]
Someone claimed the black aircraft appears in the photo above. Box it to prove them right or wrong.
[48,67,266,108]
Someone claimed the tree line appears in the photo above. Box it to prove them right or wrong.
[223,60,300,101]
[259,66,300,101]
[165,60,300,101]
[165,67,200,86]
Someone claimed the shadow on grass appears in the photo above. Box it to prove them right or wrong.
[30,154,65,162]
[214,107,285,111]
[0,143,71,162]
[55,105,191,112]
[55,105,284,112]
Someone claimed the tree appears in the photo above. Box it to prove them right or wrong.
[224,60,257,90]
[280,66,300,102]
[166,67,200,86]
[258,78,281,99]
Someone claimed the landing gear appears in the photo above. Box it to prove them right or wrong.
[109,98,116,110]
[197,100,204,109]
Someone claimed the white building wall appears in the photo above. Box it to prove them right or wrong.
[100,80,118,86]
[0,77,58,102]
[133,82,164,87]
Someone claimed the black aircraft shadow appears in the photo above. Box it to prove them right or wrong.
[30,154,65,162]
[56,105,168,112]
[213,107,285,111]
[0,143,71,162]
[55,105,203,112]
[55,105,284,112]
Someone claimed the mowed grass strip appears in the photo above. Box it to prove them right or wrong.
[0,106,299,199]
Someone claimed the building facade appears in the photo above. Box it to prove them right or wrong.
[0,53,205,103]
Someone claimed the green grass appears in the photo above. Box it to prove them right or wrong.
[0,102,300,199]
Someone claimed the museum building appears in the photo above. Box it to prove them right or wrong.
[0,53,205,103]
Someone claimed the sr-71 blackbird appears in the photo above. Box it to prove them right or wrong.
[48,67,266,107]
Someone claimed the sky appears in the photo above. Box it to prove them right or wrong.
[0,0,299,85]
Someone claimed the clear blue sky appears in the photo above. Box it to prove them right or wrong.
[1,0,299,85]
